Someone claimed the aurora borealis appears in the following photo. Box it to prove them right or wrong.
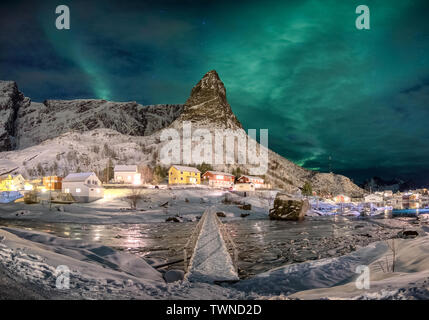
[1,0,429,185]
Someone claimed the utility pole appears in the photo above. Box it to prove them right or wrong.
[105,159,109,184]
[49,175,52,210]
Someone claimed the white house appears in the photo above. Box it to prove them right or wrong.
[62,172,104,203]
[114,165,141,185]
[364,194,384,206]
[237,175,264,188]
[233,183,255,192]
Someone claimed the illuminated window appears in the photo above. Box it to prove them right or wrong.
[65,188,70,193]
[76,188,81,193]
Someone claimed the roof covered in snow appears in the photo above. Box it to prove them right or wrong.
[171,165,200,173]
[63,172,96,182]
[203,171,234,177]
[114,165,138,173]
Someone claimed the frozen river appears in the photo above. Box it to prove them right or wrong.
[0,216,416,279]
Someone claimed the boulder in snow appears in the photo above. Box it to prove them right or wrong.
[398,230,419,239]
[166,216,182,223]
[269,194,309,221]
[164,270,184,283]
[55,205,65,212]
[239,204,251,210]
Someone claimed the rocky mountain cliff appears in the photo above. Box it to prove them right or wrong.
[168,71,363,196]
[171,70,242,130]
[0,81,29,151]
[0,80,183,150]
[0,73,364,196]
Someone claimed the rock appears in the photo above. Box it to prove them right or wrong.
[239,204,252,210]
[166,216,182,223]
[327,249,336,256]
[240,213,250,218]
[17,98,184,151]
[163,270,184,283]
[269,194,309,221]
[0,81,29,151]
[172,70,242,130]
[14,210,30,216]
[216,211,226,217]
[398,230,419,239]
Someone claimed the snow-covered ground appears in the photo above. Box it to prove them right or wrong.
[0,227,242,299]
[1,226,429,300]
[240,235,429,300]
[2,188,429,299]
[0,188,277,224]
[186,208,239,283]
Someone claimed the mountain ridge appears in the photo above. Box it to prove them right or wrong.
[0,73,364,196]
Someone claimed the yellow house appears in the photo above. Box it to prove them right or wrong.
[168,165,201,185]
[0,174,26,191]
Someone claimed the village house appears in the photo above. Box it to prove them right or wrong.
[233,183,255,192]
[168,165,200,185]
[382,190,394,199]
[237,175,264,188]
[403,192,420,201]
[364,194,384,206]
[42,176,63,191]
[333,194,351,203]
[114,165,142,185]
[0,174,26,191]
[62,172,104,203]
[202,171,235,188]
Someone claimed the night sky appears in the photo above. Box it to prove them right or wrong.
[1,0,429,185]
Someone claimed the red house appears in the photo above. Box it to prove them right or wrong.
[202,171,235,188]
[237,175,264,188]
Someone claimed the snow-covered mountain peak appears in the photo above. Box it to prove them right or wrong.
[170,70,242,130]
